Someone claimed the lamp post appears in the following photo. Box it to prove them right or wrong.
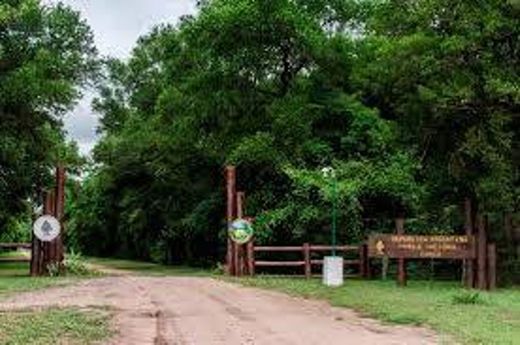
[321,167,337,256]
[321,167,343,286]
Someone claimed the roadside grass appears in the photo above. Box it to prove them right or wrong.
[0,251,29,259]
[0,308,111,345]
[235,277,520,345]
[0,262,74,298]
[86,257,212,276]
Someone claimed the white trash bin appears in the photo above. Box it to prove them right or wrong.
[323,256,344,287]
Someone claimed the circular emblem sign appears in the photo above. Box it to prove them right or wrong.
[33,215,61,242]
[229,218,253,244]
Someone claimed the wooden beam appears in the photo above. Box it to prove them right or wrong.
[254,246,303,252]
[54,166,66,263]
[476,214,487,290]
[255,261,306,267]
[463,198,475,288]
[225,166,237,275]
[396,218,407,286]
[487,243,496,290]
[303,243,311,279]
[247,240,255,276]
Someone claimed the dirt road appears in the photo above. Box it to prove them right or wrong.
[0,276,439,344]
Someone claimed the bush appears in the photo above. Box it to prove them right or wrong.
[47,251,92,277]
[452,291,485,305]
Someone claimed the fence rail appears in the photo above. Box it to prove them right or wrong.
[0,243,32,263]
[249,243,368,278]
[0,243,31,250]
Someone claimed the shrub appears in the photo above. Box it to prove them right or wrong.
[452,291,485,305]
[47,251,92,277]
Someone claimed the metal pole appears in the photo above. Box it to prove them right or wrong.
[332,177,337,257]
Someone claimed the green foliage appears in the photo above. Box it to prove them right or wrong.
[0,308,110,345]
[452,291,485,305]
[236,277,520,344]
[0,0,97,234]
[66,0,518,273]
[47,251,92,277]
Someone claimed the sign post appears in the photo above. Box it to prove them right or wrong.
[229,219,254,245]
[368,233,480,287]
[368,234,477,259]
[33,215,61,242]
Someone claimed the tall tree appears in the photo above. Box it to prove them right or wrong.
[0,0,97,233]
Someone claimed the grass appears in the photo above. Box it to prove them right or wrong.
[0,251,30,259]
[0,261,111,344]
[234,277,520,345]
[0,262,75,299]
[0,308,111,345]
[86,257,212,276]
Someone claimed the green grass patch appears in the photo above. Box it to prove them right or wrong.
[86,257,212,276]
[234,277,520,345]
[0,262,75,299]
[0,308,111,345]
[0,251,30,259]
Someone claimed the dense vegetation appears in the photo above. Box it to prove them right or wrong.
[0,0,96,241]
[69,0,519,271]
[0,1,518,278]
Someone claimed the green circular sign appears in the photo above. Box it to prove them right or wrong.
[229,218,254,244]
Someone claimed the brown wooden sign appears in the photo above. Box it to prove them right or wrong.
[368,234,476,259]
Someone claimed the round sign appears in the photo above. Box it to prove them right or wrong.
[228,218,254,244]
[33,215,61,242]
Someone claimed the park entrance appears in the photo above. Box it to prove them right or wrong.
[224,166,497,290]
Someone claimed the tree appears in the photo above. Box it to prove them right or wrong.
[72,0,518,270]
[0,0,97,234]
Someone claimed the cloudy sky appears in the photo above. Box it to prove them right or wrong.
[46,0,196,155]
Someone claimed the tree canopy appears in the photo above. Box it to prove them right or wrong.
[0,0,97,238]
[0,0,516,269]
[68,0,518,265]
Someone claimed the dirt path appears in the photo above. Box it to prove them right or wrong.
[0,276,439,344]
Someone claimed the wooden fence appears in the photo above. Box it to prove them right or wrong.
[247,243,368,278]
[0,243,31,262]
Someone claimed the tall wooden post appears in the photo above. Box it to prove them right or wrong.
[487,243,496,290]
[359,243,368,278]
[236,191,245,276]
[247,240,255,276]
[30,191,50,276]
[396,218,407,286]
[463,198,475,288]
[476,214,487,290]
[30,231,41,276]
[54,166,66,263]
[30,167,66,276]
[303,243,311,279]
[225,166,237,275]
[41,191,56,272]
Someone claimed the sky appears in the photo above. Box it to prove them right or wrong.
[45,0,196,155]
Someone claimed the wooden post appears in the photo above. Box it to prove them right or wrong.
[476,214,487,290]
[236,191,245,276]
[396,218,407,286]
[303,243,311,279]
[463,198,475,288]
[54,166,66,263]
[364,243,371,279]
[487,243,496,290]
[247,240,255,276]
[43,191,57,272]
[30,233,41,276]
[30,200,43,277]
[225,166,237,275]
[237,192,245,218]
[359,244,366,278]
